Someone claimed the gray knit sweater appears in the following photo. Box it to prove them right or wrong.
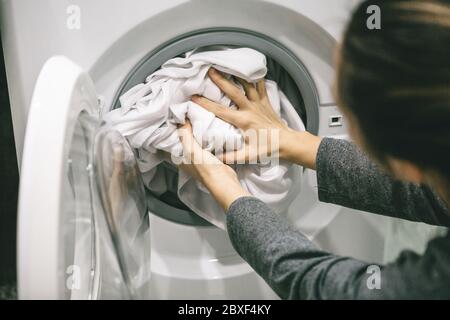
[226,138,450,299]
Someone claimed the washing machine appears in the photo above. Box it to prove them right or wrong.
[0,0,391,300]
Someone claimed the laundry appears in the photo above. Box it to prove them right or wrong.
[104,47,305,229]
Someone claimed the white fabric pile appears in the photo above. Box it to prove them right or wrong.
[105,47,305,229]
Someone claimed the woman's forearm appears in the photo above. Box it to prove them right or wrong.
[225,196,373,299]
[280,130,322,170]
[199,166,251,211]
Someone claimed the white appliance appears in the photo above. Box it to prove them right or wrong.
[1,0,392,300]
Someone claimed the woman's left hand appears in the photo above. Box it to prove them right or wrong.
[177,120,251,211]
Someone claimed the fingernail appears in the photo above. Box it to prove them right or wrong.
[209,68,220,76]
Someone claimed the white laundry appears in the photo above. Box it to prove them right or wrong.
[104,47,305,229]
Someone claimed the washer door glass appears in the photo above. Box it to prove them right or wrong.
[62,111,99,299]
[93,128,151,299]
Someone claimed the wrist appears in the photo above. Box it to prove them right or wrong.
[278,129,302,161]
[279,130,322,169]
[199,165,250,211]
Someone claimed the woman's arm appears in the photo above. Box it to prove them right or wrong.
[317,137,450,227]
[177,101,450,300]
[193,68,450,227]
[227,196,450,299]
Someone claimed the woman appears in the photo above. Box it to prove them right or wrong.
[178,0,450,299]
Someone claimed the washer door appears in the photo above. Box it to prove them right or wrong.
[17,56,151,299]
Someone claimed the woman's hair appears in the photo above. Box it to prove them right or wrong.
[338,0,450,181]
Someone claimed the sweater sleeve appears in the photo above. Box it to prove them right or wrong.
[316,138,450,227]
[226,196,450,299]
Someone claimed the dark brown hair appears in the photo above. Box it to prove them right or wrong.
[338,0,450,182]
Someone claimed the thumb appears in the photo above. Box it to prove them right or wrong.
[177,119,202,164]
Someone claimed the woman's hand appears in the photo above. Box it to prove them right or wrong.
[192,68,322,169]
[178,120,251,211]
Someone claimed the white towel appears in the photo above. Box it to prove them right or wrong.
[104,47,305,229]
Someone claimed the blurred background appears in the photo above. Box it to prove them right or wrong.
[0,33,18,300]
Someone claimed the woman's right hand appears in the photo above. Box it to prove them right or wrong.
[191,68,322,169]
